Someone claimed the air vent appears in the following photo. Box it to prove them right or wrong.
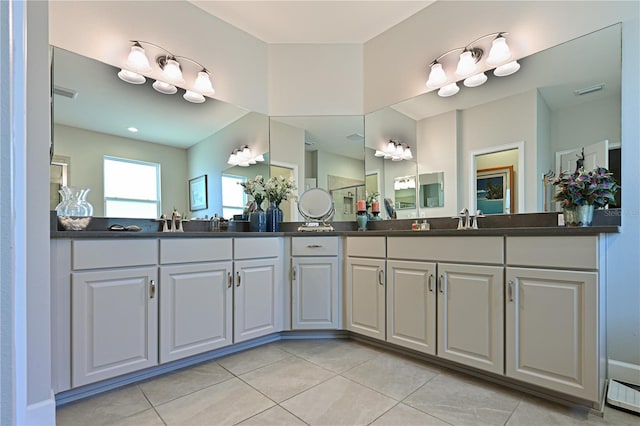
[574,83,605,96]
[53,85,78,99]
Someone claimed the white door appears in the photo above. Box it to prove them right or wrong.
[292,257,339,329]
[159,261,233,363]
[234,258,282,343]
[506,267,599,401]
[437,263,504,374]
[72,267,158,387]
[387,260,437,354]
[556,140,608,175]
[345,257,386,340]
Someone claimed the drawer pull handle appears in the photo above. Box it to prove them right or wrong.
[438,275,444,293]
[378,269,384,286]
[306,244,323,248]
[428,274,434,292]
[236,272,241,287]
[227,272,232,288]
[149,280,156,299]
[508,280,514,302]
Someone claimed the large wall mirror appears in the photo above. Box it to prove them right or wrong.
[365,23,621,217]
[51,46,269,219]
[269,116,365,222]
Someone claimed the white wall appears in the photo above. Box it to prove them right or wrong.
[49,1,269,113]
[187,112,269,219]
[269,120,306,200]
[268,44,363,115]
[54,124,189,217]
[536,92,552,212]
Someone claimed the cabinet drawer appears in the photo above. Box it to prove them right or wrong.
[234,237,281,259]
[292,237,338,256]
[72,239,157,270]
[387,236,503,264]
[160,238,232,264]
[507,236,598,269]
[346,236,386,258]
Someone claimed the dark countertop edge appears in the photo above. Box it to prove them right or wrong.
[51,226,620,239]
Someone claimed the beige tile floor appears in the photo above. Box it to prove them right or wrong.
[56,339,639,426]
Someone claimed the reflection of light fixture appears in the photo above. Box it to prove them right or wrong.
[374,140,413,161]
[394,177,416,190]
[425,32,519,97]
[118,40,215,103]
[227,145,265,167]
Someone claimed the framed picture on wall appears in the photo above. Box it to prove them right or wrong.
[476,166,514,215]
[189,175,208,211]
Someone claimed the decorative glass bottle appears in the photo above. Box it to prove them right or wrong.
[55,186,94,230]
[266,200,283,232]
[249,197,267,232]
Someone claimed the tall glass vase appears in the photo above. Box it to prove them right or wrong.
[266,201,283,232]
[249,202,267,232]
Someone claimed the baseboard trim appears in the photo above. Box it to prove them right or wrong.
[26,390,56,426]
[608,359,640,386]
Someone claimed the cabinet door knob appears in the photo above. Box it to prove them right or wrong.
[227,272,233,288]
[508,280,514,302]
[236,272,241,287]
[149,280,156,299]
[428,274,434,292]
[378,269,384,286]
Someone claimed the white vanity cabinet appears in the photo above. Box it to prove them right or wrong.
[505,236,604,403]
[345,237,386,340]
[70,239,159,388]
[387,237,504,374]
[159,238,234,363]
[291,237,340,329]
[233,238,283,343]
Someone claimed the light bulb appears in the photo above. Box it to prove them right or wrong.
[438,82,459,97]
[494,60,520,77]
[464,72,488,87]
[125,45,151,73]
[426,62,447,88]
[161,58,185,85]
[152,80,177,94]
[456,50,477,77]
[183,90,205,103]
[193,71,215,95]
[487,35,512,66]
[117,69,146,84]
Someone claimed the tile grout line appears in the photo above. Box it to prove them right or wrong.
[136,384,169,426]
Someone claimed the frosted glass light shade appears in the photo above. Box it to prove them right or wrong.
[227,152,238,165]
[494,60,520,76]
[426,63,447,88]
[374,150,385,157]
[118,69,146,84]
[403,147,413,160]
[254,154,265,162]
[438,82,459,97]
[161,58,185,85]
[455,51,477,77]
[183,90,205,103]
[464,72,488,87]
[193,71,215,95]
[487,36,511,66]
[125,45,151,73]
[152,80,177,94]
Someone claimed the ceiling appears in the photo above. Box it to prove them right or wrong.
[188,1,434,44]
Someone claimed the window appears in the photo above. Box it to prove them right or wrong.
[221,174,247,219]
[104,156,160,218]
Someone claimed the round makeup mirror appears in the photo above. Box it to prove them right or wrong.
[297,188,335,231]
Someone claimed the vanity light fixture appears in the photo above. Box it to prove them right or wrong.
[394,177,416,190]
[118,40,215,104]
[227,145,265,167]
[426,32,520,97]
[374,140,413,161]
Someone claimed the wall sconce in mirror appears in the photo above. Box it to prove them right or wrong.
[227,145,265,167]
[118,40,215,104]
[374,140,413,161]
[426,32,520,97]
[393,176,416,190]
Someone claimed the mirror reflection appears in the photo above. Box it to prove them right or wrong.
[269,116,365,222]
[51,46,269,219]
[419,172,444,208]
[365,23,621,216]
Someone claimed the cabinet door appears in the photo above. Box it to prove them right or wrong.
[345,257,386,340]
[234,257,282,343]
[292,257,339,329]
[506,267,599,401]
[437,263,504,374]
[72,267,158,387]
[387,260,436,355]
[159,261,233,363]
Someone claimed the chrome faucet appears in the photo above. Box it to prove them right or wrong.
[455,208,469,230]
[470,210,485,229]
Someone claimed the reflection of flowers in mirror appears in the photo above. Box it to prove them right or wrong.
[265,176,297,204]
[239,175,266,205]
[553,167,619,208]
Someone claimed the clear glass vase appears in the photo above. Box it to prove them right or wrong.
[55,186,94,230]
